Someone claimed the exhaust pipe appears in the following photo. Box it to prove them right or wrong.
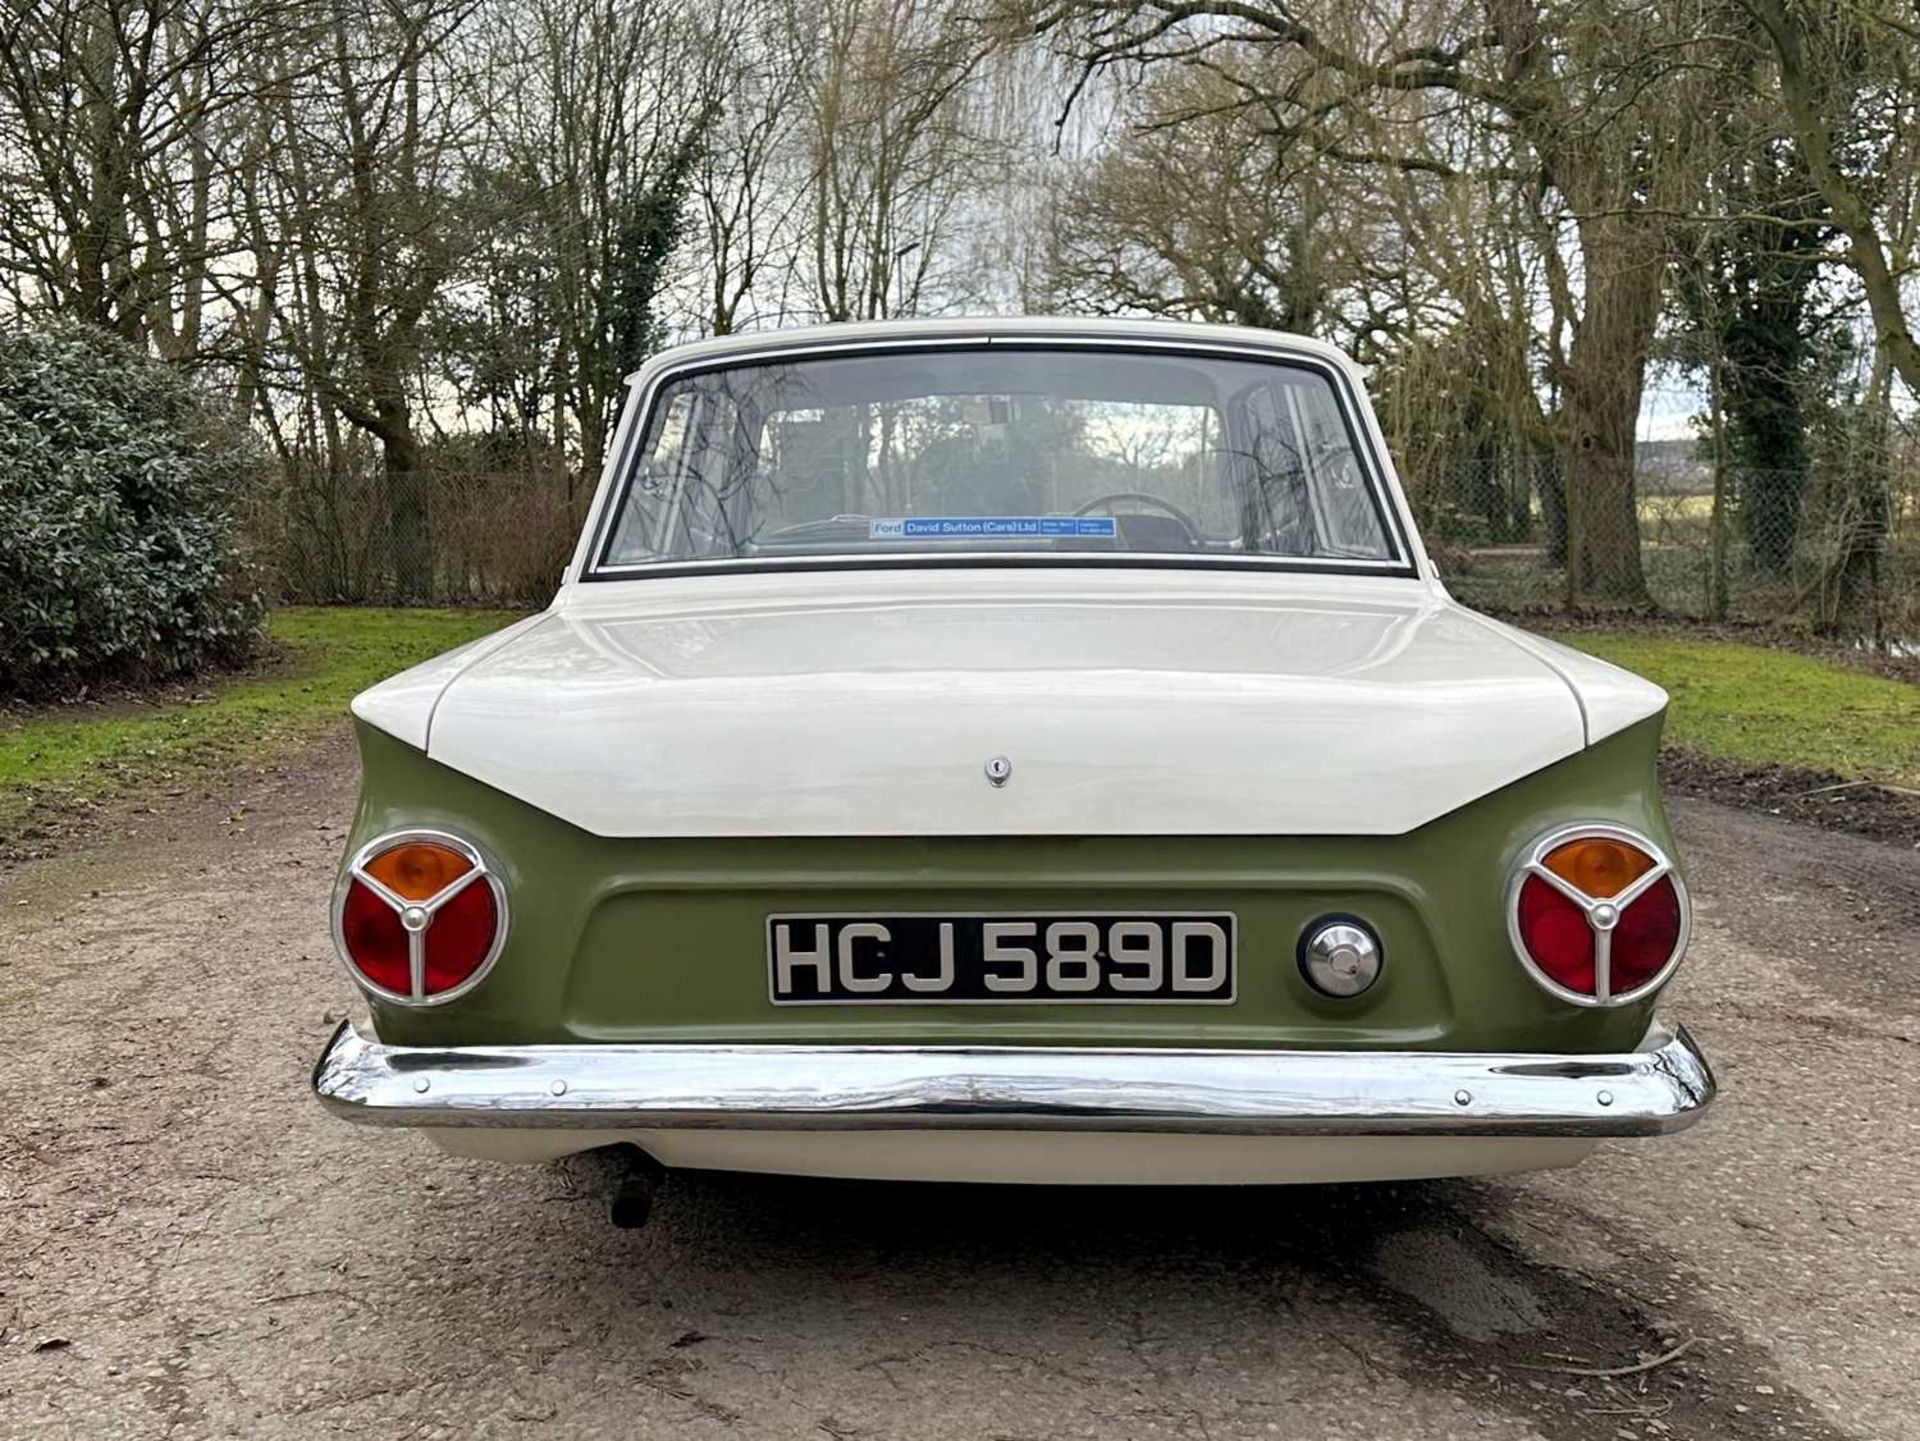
[610,1147,666,1229]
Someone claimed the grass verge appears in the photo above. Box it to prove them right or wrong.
[1553,631,1920,787]
[1,607,520,852]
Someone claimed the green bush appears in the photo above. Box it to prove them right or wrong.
[0,321,264,695]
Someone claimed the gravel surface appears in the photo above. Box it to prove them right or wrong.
[2,733,1915,1440]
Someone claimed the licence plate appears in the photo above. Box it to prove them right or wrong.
[767,913,1236,1004]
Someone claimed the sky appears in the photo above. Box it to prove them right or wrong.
[1640,369,1705,444]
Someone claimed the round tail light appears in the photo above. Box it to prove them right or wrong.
[1507,825,1687,1007]
[332,831,507,1005]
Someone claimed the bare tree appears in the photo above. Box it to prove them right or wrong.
[261,0,478,598]
[1744,0,1920,393]
[690,0,808,334]
[1046,57,1349,332]
[476,0,714,497]
[1020,0,1723,602]
[0,0,284,356]
[803,0,987,322]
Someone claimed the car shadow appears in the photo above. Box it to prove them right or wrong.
[354,1147,1845,1441]
[641,1162,1456,1272]
[498,1159,1845,1441]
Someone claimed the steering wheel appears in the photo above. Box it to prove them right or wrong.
[1072,491,1204,539]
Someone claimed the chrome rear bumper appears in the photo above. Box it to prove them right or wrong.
[311,1020,1714,1138]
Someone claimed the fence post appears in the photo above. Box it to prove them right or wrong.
[1707,353,1729,621]
[1561,453,1580,614]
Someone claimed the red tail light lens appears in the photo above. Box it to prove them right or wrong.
[1610,874,1683,992]
[1516,874,1595,994]
[1508,825,1687,1006]
[333,831,507,1004]
[422,879,501,995]
[340,879,411,993]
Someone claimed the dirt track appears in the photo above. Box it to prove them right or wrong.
[2,731,1916,1440]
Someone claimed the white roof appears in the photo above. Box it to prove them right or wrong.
[576,311,1431,593]
[625,315,1363,386]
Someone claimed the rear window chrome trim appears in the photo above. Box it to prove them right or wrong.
[586,553,1414,582]
[583,336,1419,583]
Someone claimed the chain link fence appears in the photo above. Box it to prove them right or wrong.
[1419,445,1918,648]
[246,438,1918,649]
[246,443,582,609]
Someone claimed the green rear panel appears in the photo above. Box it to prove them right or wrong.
[347,716,1674,1055]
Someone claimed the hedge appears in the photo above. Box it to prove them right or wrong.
[0,321,264,695]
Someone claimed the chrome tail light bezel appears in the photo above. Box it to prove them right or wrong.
[331,828,510,1007]
[1505,822,1691,1009]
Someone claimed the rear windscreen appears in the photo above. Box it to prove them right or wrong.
[597,346,1401,570]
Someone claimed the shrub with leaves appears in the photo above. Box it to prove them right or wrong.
[0,322,264,695]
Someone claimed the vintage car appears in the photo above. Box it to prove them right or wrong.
[312,316,1713,1217]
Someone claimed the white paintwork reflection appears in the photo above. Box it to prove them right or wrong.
[1470,616,1672,744]
[349,613,554,751]
[425,1126,1598,1183]
[410,568,1629,837]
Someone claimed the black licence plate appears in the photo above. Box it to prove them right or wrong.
[767,913,1236,1004]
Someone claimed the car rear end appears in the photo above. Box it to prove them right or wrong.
[311,318,1713,1186]
[313,714,1712,1184]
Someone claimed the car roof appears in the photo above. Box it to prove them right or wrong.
[581,313,1434,589]
[624,315,1365,386]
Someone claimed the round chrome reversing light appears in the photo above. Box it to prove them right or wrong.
[332,829,508,1006]
[1298,916,1383,998]
[1506,823,1689,1008]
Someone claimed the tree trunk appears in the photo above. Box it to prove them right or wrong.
[1752,0,1920,396]
[1707,352,1730,621]
[76,7,123,330]
[1821,344,1895,640]
[1560,214,1659,604]
[1536,453,1567,566]
[376,395,432,603]
[577,388,610,529]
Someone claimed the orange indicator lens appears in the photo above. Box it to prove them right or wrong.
[365,841,473,901]
[1542,836,1656,899]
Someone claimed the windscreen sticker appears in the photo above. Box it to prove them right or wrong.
[868,516,1118,541]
